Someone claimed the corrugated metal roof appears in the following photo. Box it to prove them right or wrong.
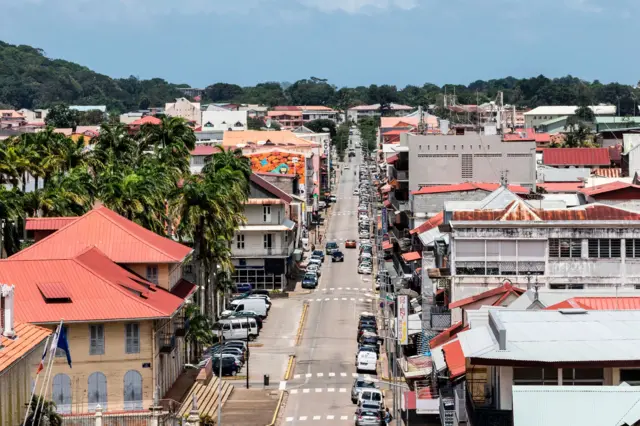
[250,174,293,204]
[546,297,640,311]
[0,321,51,372]
[410,212,444,235]
[1,247,185,323]
[593,167,622,178]
[508,289,640,311]
[429,321,466,349]
[413,183,530,196]
[37,282,71,299]
[579,181,640,196]
[401,252,421,262]
[25,217,77,231]
[442,340,465,379]
[512,386,640,426]
[542,147,611,166]
[459,310,640,363]
[449,283,525,309]
[11,207,192,264]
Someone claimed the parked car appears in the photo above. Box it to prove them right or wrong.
[308,257,323,267]
[345,239,357,249]
[222,311,263,330]
[355,406,384,425]
[302,272,319,289]
[351,378,378,403]
[325,241,339,254]
[306,263,321,277]
[223,298,268,318]
[357,389,384,408]
[358,263,372,275]
[234,283,252,293]
[332,251,345,262]
[311,250,325,262]
[212,357,240,377]
[353,189,360,195]
[356,350,378,374]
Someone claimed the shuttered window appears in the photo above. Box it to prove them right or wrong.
[588,239,621,258]
[89,324,105,355]
[125,323,140,354]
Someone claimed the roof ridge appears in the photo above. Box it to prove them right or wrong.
[9,214,84,259]
[71,249,172,318]
[94,207,184,262]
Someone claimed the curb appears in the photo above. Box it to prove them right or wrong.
[284,355,296,380]
[266,391,286,426]
[295,302,309,346]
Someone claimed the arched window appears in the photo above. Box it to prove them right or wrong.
[52,374,72,414]
[88,372,107,411]
[123,370,143,410]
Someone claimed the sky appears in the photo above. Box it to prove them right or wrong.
[0,0,638,89]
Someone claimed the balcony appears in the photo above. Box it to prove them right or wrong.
[465,383,513,426]
[158,333,176,354]
[232,245,293,258]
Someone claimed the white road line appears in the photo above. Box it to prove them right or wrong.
[328,388,335,392]
[290,389,299,394]
[300,416,308,421]
[317,373,324,377]
[294,374,301,379]
[359,298,364,302]
[333,298,338,301]
[315,388,322,393]
[329,372,335,377]
[338,287,343,290]
[329,287,335,290]
[352,373,358,377]
[345,287,351,290]
[306,373,312,378]
[339,388,347,392]
[279,381,287,390]
[341,372,347,377]
[340,416,348,420]
[286,417,294,422]
[325,298,330,301]
[327,415,335,420]
[350,298,356,301]
[313,416,321,420]
[303,389,310,393]
[342,297,347,300]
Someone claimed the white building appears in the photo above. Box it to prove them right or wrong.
[524,105,616,128]
[348,103,413,123]
[201,110,247,132]
[17,108,48,123]
[165,98,201,126]
[231,174,297,290]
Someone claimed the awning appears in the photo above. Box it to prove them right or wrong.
[383,200,392,208]
[382,241,393,250]
[403,391,417,410]
[380,184,392,193]
[402,252,421,262]
[171,278,197,299]
[386,154,399,164]
[442,339,466,379]
[402,355,432,379]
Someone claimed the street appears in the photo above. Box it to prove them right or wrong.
[281,132,381,424]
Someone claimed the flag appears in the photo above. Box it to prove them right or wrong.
[35,337,49,374]
[56,326,72,368]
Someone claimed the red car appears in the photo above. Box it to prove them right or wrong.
[345,239,357,248]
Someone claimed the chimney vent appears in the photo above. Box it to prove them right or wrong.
[0,284,15,338]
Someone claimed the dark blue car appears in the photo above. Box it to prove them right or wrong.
[302,273,318,289]
[332,251,345,262]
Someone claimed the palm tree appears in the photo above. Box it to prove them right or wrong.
[24,395,62,426]
[0,187,24,257]
[184,303,214,362]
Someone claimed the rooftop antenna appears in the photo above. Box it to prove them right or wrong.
[533,278,540,302]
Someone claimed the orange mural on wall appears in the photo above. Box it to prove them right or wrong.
[248,151,306,183]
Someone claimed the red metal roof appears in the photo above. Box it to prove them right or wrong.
[579,181,640,196]
[37,282,71,299]
[250,174,293,204]
[542,148,610,166]
[383,200,392,208]
[451,200,640,222]
[130,116,161,126]
[11,207,192,264]
[442,340,466,379]
[545,297,640,311]
[381,241,393,250]
[0,322,51,371]
[410,212,444,235]
[382,129,410,136]
[536,182,584,193]
[386,154,399,164]
[401,252,421,262]
[592,167,622,178]
[1,247,185,323]
[449,282,525,309]
[429,322,466,349]
[26,217,77,231]
[190,145,217,156]
[411,183,530,196]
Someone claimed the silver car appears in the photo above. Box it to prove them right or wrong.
[351,378,378,403]
[355,407,382,426]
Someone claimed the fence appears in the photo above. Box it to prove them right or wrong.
[61,408,186,426]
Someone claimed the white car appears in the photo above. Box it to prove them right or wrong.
[306,263,321,277]
[353,189,359,195]
[344,165,350,169]
[358,264,372,275]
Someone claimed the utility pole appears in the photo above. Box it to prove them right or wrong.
[246,316,250,389]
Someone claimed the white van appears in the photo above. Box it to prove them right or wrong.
[223,298,268,318]
[212,318,259,340]
[357,350,378,373]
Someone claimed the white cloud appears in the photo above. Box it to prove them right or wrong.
[298,0,418,13]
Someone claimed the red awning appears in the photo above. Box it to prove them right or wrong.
[382,241,393,250]
[403,391,417,410]
[386,154,399,164]
[442,340,466,379]
[381,184,392,193]
[383,200,392,208]
[402,252,421,262]
[414,267,422,275]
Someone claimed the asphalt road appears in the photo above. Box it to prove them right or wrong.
[282,132,378,424]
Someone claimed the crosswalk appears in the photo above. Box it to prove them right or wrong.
[291,372,378,380]
[306,297,373,303]
[319,287,370,291]
[286,415,354,422]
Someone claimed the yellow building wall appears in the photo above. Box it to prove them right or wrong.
[0,343,46,426]
[48,321,155,413]
[125,263,171,290]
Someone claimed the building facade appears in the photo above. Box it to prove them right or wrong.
[165,98,202,126]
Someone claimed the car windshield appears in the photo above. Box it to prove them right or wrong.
[312,250,323,256]
[307,264,318,270]
[326,242,338,248]
[360,410,379,417]
[356,380,376,388]
[304,274,316,280]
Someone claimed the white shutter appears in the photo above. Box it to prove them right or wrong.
[455,240,485,261]
[518,241,546,261]
[500,241,517,261]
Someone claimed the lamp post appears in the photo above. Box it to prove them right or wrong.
[246,316,250,389]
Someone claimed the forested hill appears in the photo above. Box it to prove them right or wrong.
[0,41,185,112]
[2,40,639,115]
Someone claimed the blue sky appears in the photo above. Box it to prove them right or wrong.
[0,0,637,88]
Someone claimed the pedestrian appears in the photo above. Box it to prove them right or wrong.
[384,408,392,424]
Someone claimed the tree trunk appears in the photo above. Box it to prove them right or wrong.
[194,216,205,315]
[210,265,218,321]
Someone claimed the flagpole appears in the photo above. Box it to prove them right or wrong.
[34,321,62,423]
[22,335,51,426]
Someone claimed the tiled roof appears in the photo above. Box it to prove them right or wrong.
[451,200,640,222]
[542,148,611,166]
[0,321,51,372]
[545,297,640,311]
[1,247,185,323]
[442,340,465,379]
[11,207,192,264]
[130,116,161,126]
[26,217,77,231]
[410,212,444,235]
[221,130,316,147]
[401,252,421,262]
[190,145,217,156]
[592,167,622,178]
[449,282,525,309]
[579,181,640,196]
[411,183,530,196]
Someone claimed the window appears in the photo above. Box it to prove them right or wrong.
[620,369,640,385]
[562,368,603,385]
[627,239,640,258]
[52,374,72,414]
[125,323,140,354]
[461,154,473,179]
[146,265,159,284]
[513,367,558,385]
[588,239,621,258]
[123,370,143,410]
[236,234,245,249]
[88,372,108,411]
[550,284,584,290]
[264,234,273,249]
[549,239,582,258]
[263,205,272,222]
[90,324,105,355]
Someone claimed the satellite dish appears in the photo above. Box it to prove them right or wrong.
[266,119,272,128]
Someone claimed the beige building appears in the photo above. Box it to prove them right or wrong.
[0,284,51,426]
[165,97,202,126]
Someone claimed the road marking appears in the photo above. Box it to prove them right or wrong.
[350,298,356,301]
[338,287,343,290]
[315,388,322,393]
[313,416,321,420]
[317,373,324,377]
[328,388,335,392]
[294,374,301,379]
[341,372,347,377]
[345,287,351,290]
[333,298,338,301]
[306,373,312,378]
[327,415,335,420]
[352,373,358,378]
[286,417,294,422]
[279,381,287,390]
[359,298,364,301]
[325,298,330,301]
[329,287,335,290]
[303,389,310,393]
[299,416,307,421]
[290,389,298,394]
[316,298,322,301]
[339,388,347,392]
[342,297,347,300]
[328,372,335,377]
[340,416,348,420]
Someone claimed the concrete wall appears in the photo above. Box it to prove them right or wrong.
[244,204,286,225]
[201,110,247,131]
[406,133,536,192]
[412,190,490,215]
[0,340,46,426]
[258,174,296,195]
[126,263,171,290]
